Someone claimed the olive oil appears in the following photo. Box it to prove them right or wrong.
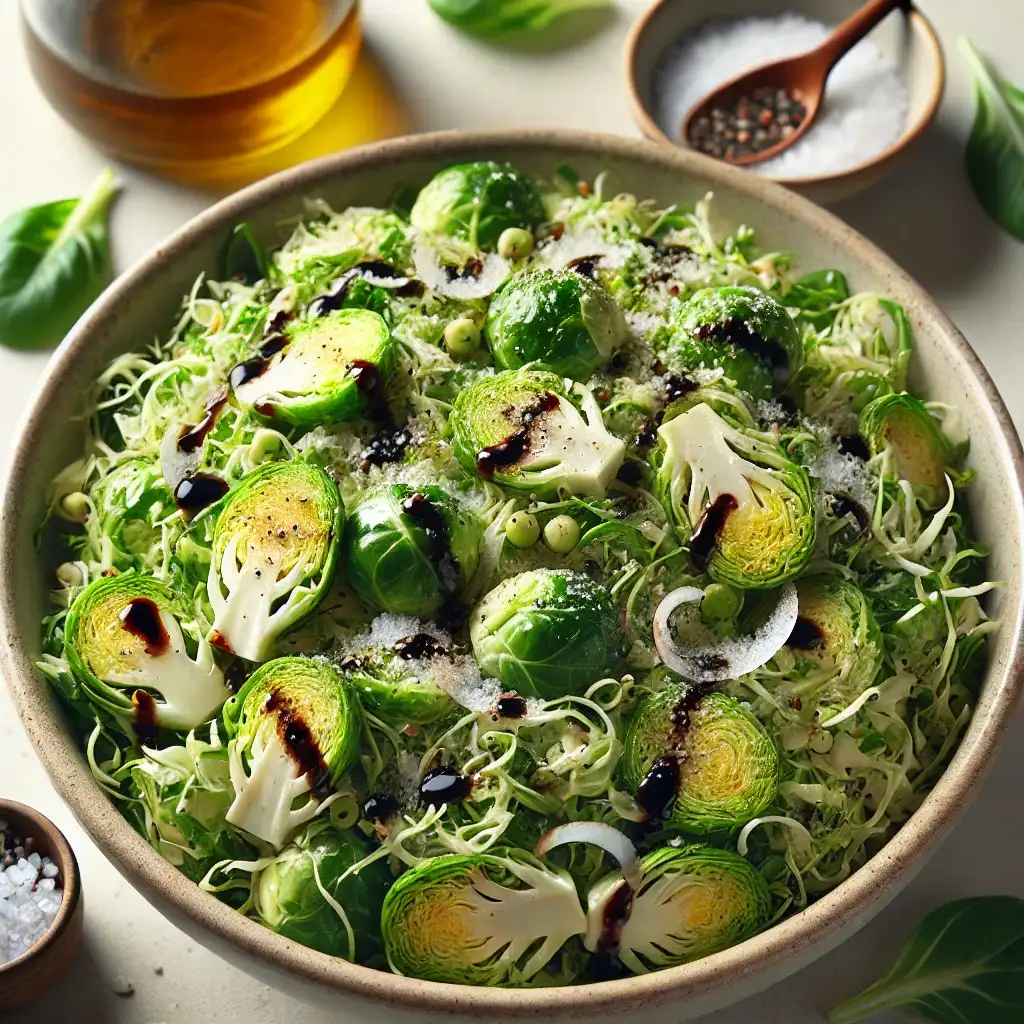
[22,0,361,175]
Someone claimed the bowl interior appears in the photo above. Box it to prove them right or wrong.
[627,0,943,184]
[2,133,1022,1020]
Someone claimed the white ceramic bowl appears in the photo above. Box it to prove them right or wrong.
[2,131,1021,1022]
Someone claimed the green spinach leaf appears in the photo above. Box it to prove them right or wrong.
[960,39,1024,241]
[427,0,609,43]
[222,221,270,284]
[782,269,850,329]
[0,167,119,350]
[828,896,1024,1023]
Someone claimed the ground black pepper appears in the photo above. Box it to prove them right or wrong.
[688,87,807,162]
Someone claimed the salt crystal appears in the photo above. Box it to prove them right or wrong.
[17,903,42,927]
[653,14,909,179]
[0,832,64,966]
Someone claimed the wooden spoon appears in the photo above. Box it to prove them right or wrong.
[682,0,911,166]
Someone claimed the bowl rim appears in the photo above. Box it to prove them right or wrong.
[622,0,946,188]
[2,128,1022,1015]
[0,799,80,977]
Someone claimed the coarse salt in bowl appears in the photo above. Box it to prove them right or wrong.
[624,0,945,203]
[653,14,909,179]
[0,800,82,1011]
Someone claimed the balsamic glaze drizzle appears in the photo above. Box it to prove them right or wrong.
[262,689,332,798]
[686,493,738,570]
[419,765,472,805]
[120,598,170,656]
[476,392,559,478]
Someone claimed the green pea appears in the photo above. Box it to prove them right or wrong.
[701,583,742,621]
[56,562,84,588]
[543,514,580,554]
[497,227,535,261]
[444,317,481,359]
[505,511,540,548]
[59,491,91,523]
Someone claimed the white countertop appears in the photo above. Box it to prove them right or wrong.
[1,1,1023,1021]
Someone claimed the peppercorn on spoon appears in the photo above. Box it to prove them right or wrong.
[681,0,911,166]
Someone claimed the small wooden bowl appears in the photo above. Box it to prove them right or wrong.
[624,0,945,203]
[0,800,83,1011]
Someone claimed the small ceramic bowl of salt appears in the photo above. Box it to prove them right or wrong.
[0,800,82,1010]
[624,0,944,203]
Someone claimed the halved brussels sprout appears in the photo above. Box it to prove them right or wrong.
[381,853,586,984]
[620,687,780,833]
[485,268,628,380]
[224,656,362,850]
[257,824,390,961]
[470,569,624,699]
[207,461,342,662]
[860,393,952,494]
[450,368,625,497]
[64,572,229,732]
[666,287,804,399]
[656,402,816,589]
[344,633,455,726]
[780,579,884,710]
[231,309,396,427]
[410,161,545,252]
[342,484,483,617]
[584,845,771,972]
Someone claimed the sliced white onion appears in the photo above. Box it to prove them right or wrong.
[536,228,633,271]
[653,582,799,683]
[412,243,510,299]
[160,422,199,495]
[362,271,412,290]
[534,821,640,887]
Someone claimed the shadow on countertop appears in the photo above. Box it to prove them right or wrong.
[831,122,1005,297]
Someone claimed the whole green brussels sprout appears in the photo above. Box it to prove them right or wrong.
[410,161,545,252]
[666,286,803,399]
[343,483,483,617]
[470,568,624,699]
[257,824,391,962]
[486,268,628,380]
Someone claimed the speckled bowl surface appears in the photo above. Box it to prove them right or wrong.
[1,131,1021,1023]
[624,0,946,204]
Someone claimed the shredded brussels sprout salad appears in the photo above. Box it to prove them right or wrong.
[39,160,998,986]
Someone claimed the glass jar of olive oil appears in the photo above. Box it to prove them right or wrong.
[21,0,362,174]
